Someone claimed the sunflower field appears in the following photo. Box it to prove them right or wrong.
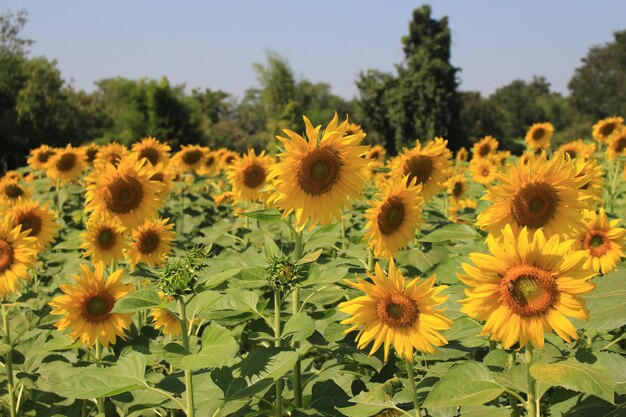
[0,113,625,417]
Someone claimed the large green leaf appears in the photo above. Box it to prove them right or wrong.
[240,208,282,222]
[48,352,149,399]
[584,268,626,331]
[530,359,614,403]
[282,312,315,343]
[111,289,162,313]
[163,325,238,371]
[418,224,480,243]
[424,362,505,407]
[596,351,626,395]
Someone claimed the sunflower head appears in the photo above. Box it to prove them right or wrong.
[459,226,596,348]
[132,136,171,166]
[339,259,451,361]
[28,145,57,171]
[227,149,275,203]
[469,156,499,185]
[10,200,59,249]
[472,136,499,159]
[172,144,207,173]
[455,147,469,163]
[525,122,554,150]
[576,208,626,274]
[155,246,207,298]
[477,153,590,238]
[445,173,468,202]
[81,213,128,266]
[82,143,100,165]
[126,218,175,270]
[391,138,452,201]
[0,217,37,298]
[267,115,368,230]
[366,145,387,163]
[46,145,86,184]
[198,150,220,176]
[85,158,163,229]
[0,178,32,207]
[558,139,594,162]
[448,198,477,223]
[49,263,134,347]
[592,116,624,143]
[266,255,302,292]
[94,143,129,170]
[606,126,626,160]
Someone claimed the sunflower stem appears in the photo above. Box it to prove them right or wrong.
[274,288,283,417]
[178,298,195,417]
[180,183,186,234]
[55,178,62,213]
[340,215,346,251]
[94,339,105,415]
[291,229,303,408]
[525,344,539,417]
[2,303,16,417]
[610,160,621,213]
[507,351,520,413]
[405,357,422,417]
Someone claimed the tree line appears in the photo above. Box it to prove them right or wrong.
[1,6,625,172]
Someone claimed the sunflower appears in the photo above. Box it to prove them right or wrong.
[198,150,220,176]
[592,116,624,144]
[367,145,387,163]
[82,143,100,165]
[445,173,468,202]
[338,259,451,361]
[364,178,423,258]
[131,136,171,166]
[46,145,86,184]
[0,217,37,298]
[472,136,498,159]
[469,157,498,185]
[390,138,452,202]
[227,149,275,203]
[267,115,368,230]
[575,208,626,274]
[574,158,604,202]
[455,147,469,164]
[150,292,184,336]
[85,158,163,229]
[149,162,176,200]
[558,139,593,161]
[0,178,31,207]
[125,218,175,270]
[10,200,59,250]
[81,213,128,266]
[219,149,239,171]
[477,153,590,238]
[49,263,134,347]
[448,198,477,223]
[94,142,129,170]
[2,171,21,182]
[27,145,57,171]
[459,226,596,349]
[172,144,207,173]
[605,126,626,160]
[525,122,554,150]
[326,113,365,138]
[214,191,235,207]
[495,150,511,166]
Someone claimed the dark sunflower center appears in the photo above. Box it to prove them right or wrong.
[614,136,626,153]
[83,294,114,322]
[0,239,15,273]
[137,230,160,254]
[296,148,341,196]
[243,163,266,188]
[150,172,164,182]
[480,167,490,177]
[16,211,42,237]
[104,175,144,214]
[4,183,24,199]
[97,228,116,249]
[501,265,557,317]
[86,147,98,163]
[139,147,160,165]
[511,182,559,229]
[377,196,406,235]
[56,153,77,172]
[564,149,577,159]
[182,150,202,165]
[106,152,122,167]
[478,143,491,157]
[206,156,215,167]
[452,182,464,198]
[38,150,55,163]
[532,128,545,141]
[376,293,418,328]
[600,123,616,137]
[224,155,235,165]
[584,231,610,257]
[534,147,544,156]
[403,155,433,186]
[370,151,380,160]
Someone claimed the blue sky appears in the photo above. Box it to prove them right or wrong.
[4,1,625,100]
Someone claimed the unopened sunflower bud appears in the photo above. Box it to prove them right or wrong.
[266,255,302,293]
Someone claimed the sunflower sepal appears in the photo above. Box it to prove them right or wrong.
[151,245,208,299]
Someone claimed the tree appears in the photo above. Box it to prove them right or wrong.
[356,5,464,154]
[569,30,626,120]
[0,9,33,55]
[355,70,398,153]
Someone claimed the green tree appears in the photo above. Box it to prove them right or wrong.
[355,70,398,153]
[0,9,33,55]
[569,30,626,120]
[458,91,502,144]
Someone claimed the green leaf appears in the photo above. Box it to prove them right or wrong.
[530,359,614,403]
[596,351,626,395]
[584,268,626,331]
[424,362,505,407]
[460,406,512,417]
[282,312,315,342]
[264,236,282,259]
[111,289,162,313]
[297,248,323,265]
[197,268,242,288]
[179,325,239,370]
[418,224,480,243]
[309,380,350,415]
[48,352,148,399]
[240,208,282,222]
